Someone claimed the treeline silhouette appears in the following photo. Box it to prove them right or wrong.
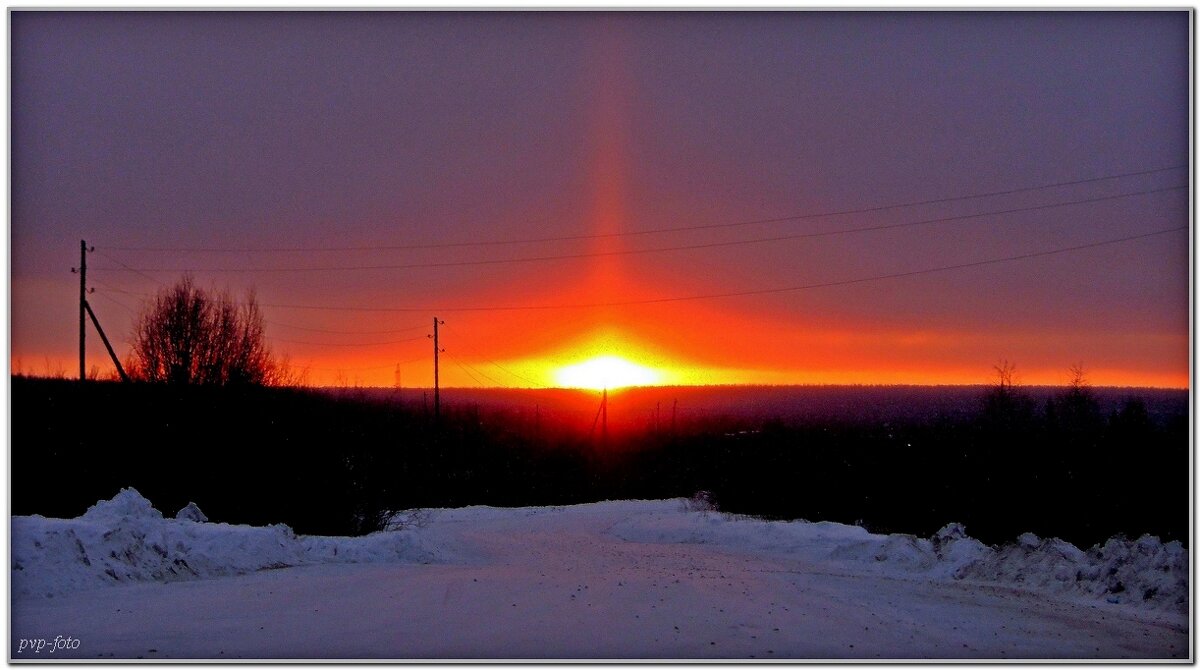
[12,376,1186,547]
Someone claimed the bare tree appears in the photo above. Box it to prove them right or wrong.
[983,359,1032,431]
[1067,362,1088,392]
[994,359,1018,391]
[130,277,280,386]
[1050,361,1101,435]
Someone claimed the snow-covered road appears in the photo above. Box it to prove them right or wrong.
[10,496,1188,660]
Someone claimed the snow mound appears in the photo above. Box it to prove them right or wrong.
[81,487,163,523]
[612,503,1186,613]
[794,522,992,579]
[830,533,935,570]
[175,502,208,523]
[12,488,438,599]
[959,533,1187,611]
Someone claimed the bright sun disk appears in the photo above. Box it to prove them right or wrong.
[554,355,662,390]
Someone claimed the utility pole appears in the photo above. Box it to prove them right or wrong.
[589,389,607,442]
[430,317,444,420]
[601,387,608,442]
[77,240,87,381]
[72,240,129,383]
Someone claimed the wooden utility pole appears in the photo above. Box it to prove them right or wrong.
[73,240,130,383]
[78,240,87,381]
[589,390,607,442]
[601,387,608,441]
[431,317,444,420]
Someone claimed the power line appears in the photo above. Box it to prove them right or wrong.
[92,249,164,285]
[91,292,136,316]
[265,321,428,336]
[462,361,506,388]
[271,334,428,348]
[90,185,1185,275]
[89,280,141,313]
[451,353,511,389]
[290,354,426,373]
[441,325,548,388]
[446,353,489,387]
[306,362,412,373]
[473,355,543,388]
[86,293,136,345]
[90,278,427,337]
[100,165,1185,253]
[243,226,1185,314]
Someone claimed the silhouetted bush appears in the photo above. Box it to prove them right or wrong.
[130,276,281,386]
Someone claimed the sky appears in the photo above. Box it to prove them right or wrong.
[9,11,1191,389]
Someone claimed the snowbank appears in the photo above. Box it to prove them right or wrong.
[957,532,1187,611]
[609,504,1187,613]
[12,490,1188,615]
[11,488,437,599]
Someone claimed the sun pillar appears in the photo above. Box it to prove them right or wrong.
[585,22,632,321]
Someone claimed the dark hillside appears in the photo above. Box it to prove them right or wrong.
[11,377,1188,546]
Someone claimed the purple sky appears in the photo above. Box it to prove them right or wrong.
[10,11,1190,387]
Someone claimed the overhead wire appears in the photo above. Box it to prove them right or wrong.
[270,334,428,348]
[445,352,488,387]
[290,353,426,374]
[91,291,137,316]
[238,226,1186,314]
[474,356,544,389]
[266,321,428,336]
[99,165,1185,253]
[440,324,548,388]
[84,294,135,346]
[89,277,431,341]
[452,354,511,389]
[88,280,140,313]
[90,185,1187,274]
[92,249,165,285]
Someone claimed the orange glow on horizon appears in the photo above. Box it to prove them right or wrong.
[13,348,1189,390]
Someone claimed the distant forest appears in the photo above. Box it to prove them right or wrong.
[12,377,1188,548]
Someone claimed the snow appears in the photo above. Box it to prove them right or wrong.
[174,502,208,523]
[957,532,1188,610]
[81,487,162,523]
[10,489,1189,659]
[610,506,1187,612]
[12,488,437,599]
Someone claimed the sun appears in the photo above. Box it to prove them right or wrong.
[554,355,663,390]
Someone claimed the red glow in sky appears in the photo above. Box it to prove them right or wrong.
[9,12,1190,389]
